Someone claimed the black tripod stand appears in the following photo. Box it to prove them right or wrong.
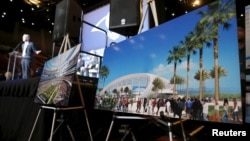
[105,112,147,141]
[28,72,93,141]
[154,111,187,141]
[153,111,174,141]
[49,112,75,141]
[119,124,136,141]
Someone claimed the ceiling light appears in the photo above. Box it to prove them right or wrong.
[23,0,59,7]
[24,0,41,6]
[192,0,201,7]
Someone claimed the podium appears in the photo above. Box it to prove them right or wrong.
[7,51,22,80]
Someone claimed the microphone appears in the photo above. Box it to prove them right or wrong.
[13,41,23,51]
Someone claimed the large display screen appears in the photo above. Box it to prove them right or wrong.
[94,0,243,124]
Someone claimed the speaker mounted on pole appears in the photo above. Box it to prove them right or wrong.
[109,0,142,37]
[53,0,82,44]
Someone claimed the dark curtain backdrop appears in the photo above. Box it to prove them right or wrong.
[0,77,46,141]
[0,77,99,141]
[2,77,250,141]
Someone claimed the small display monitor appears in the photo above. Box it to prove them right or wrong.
[76,50,102,82]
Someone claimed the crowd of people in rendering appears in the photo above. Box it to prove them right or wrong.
[94,96,241,123]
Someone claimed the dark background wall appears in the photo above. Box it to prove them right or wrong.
[0,0,250,140]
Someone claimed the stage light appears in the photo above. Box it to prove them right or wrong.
[24,0,41,6]
[23,0,59,7]
[192,0,201,7]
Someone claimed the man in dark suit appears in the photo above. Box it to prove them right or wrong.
[21,34,41,79]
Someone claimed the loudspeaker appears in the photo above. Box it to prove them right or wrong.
[53,0,82,43]
[109,0,142,36]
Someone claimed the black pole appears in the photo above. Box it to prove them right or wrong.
[81,20,108,49]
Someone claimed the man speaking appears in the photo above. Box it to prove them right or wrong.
[20,34,41,79]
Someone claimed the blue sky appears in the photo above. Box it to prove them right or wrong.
[99,0,241,94]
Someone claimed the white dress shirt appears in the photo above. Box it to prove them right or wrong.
[22,42,29,57]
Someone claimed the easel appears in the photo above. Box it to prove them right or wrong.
[155,111,205,141]
[153,117,174,141]
[138,0,159,34]
[28,34,93,141]
[172,119,205,140]
[105,112,147,141]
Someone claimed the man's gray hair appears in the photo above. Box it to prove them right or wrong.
[23,34,30,40]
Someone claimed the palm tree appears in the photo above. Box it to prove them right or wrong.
[152,77,165,97]
[99,65,109,88]
[180,33,197,98]
[112,88,119,97]
[194,69,211,99]
[192,21,213,100]
[198,0,236,101]
[167,46,185,96]
[124,86,130,96]
[170,75,185,95]
[210,65,228,98]
[120,87,124,95]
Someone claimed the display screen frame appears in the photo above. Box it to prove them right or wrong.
[93,0,243,124]
[81,0,150,57]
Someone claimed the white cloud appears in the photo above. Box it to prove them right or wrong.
[113,46,120,51]
[151,59,199,83]
[150,53,157,59]
[152,63,173,78]
[129,38,135,44]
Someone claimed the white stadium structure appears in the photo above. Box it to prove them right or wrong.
[100,73,175,98]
